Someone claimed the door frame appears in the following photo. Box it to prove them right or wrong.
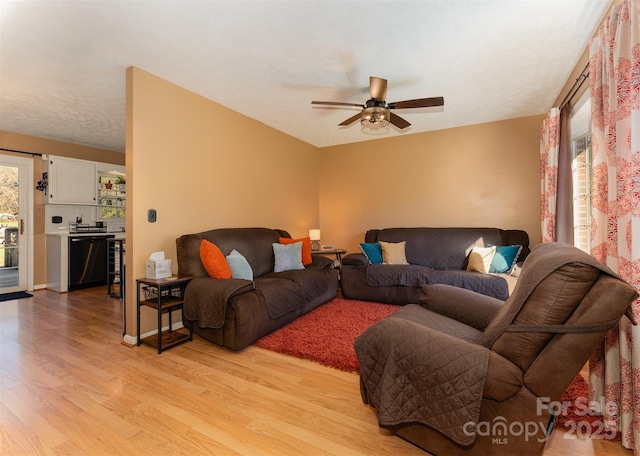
[0,154,34,292]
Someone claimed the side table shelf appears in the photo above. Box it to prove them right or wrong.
[136,276,193,354]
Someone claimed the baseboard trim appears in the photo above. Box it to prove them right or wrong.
[122,322,185,346]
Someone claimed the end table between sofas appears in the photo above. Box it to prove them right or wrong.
[136,275,193,354]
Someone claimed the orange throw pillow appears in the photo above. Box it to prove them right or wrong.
[279,236,312,265]
[200,239,231,279]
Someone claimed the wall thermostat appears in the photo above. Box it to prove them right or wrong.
[147,209,157,223]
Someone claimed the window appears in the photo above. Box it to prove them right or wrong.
[572,133,591,252]
[570,94,591,253]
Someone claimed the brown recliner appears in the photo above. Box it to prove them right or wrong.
[354,242,638,456]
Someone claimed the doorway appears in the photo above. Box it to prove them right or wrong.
[0,154,33,293]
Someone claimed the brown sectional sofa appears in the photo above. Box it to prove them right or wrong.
[176,227,339,351]
[341,227,530,304]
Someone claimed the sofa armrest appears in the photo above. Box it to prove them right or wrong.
[485,351,523,402]
[419,284,504,331]
[307,254,334,269]
[342,253,368,267]
[183,277,255,328]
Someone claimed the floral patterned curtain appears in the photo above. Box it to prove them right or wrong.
[587,0,640,451]
[540,107,560,243]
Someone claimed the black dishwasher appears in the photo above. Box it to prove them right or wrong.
[68,235,115,290]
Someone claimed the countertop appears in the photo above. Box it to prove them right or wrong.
[46,230,126,239]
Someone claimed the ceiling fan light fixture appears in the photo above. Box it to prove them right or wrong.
[361,106,390,134]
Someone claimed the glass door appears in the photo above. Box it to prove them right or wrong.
[0,155,32,293]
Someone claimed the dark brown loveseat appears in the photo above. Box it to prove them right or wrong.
[176,227,339,351]
[341,227,530,304]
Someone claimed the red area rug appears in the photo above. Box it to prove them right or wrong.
[556,373,621,440]
[254,298,400,373]
[255,297,612,437]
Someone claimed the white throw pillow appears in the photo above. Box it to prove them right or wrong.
[272,242,305,272]
[225,249,253,280]
[379,241,409,265]
[466,246,497,274]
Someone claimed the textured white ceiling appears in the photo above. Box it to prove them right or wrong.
[0,0,611,152]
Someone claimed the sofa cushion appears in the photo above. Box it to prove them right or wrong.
[419,284,504,331]
[366,227,508,269]
[481,261,600,371]
[273,242,305,272]
[178,228,287,278]
[226,249,253,280]
[279,236,312,265]
[380,241,408,265]
[257,268,332,319]
[200,240,232,279]
[366,264,511,300]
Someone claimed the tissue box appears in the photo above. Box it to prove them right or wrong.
[146,259,172,279]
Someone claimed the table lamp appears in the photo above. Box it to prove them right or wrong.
[309,229,321,251]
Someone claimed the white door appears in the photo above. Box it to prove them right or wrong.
[0,154,33,293]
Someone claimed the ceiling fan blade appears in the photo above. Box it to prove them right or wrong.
[369,77,387,100]
[388,96,444,109]
[312,101,364,108]
[339,112,363,127]
[389,112,411,129]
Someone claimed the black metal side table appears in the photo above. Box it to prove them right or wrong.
[311,248,347,268]
[136,276,193,354]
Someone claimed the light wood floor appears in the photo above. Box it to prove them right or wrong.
[0,287,632,455]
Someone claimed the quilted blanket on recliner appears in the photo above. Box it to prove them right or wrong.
[354,311,490,446]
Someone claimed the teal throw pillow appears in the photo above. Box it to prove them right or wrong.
[273,242,305,272]
[359,242,383,264]
[489,245,523,274]
[225,249,253,280]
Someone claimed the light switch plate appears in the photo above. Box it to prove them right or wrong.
[147,209,157,223]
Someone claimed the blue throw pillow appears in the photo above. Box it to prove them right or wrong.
[359,242,383,264]
[272,242,305,272]
[489,245,523,274]
[225,249,253,280]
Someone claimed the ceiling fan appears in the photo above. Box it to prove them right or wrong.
[311,76,444,132]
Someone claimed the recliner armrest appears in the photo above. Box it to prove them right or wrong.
[307,254,334,269]
[342,253,368,267]
[419,284,505,331]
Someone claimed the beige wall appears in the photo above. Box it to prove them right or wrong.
[318,115,545,253]
[126,67,320,336]
[0,130,124,287]
[3,68,547,339]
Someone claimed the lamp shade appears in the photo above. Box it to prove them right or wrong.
[309,229,321,241]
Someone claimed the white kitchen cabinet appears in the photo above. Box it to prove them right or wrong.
[45,156,97,205]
